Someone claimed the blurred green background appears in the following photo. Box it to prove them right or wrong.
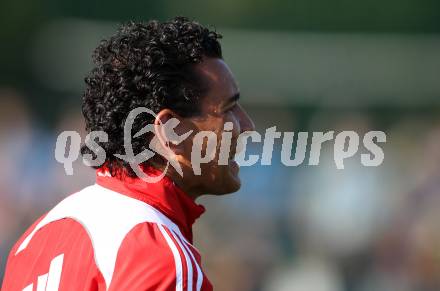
[1,1,440,290]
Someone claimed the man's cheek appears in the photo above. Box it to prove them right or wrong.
[217,122,235,165]
[191,131,218,175]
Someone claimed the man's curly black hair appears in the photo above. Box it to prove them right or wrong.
[81,16,222,177]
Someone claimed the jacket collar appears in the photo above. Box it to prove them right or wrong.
[95,166,205,242]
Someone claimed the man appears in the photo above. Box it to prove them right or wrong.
[2,17,254,290]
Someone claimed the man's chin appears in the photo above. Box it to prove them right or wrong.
[211,181,241,195]
[225,177,241,194]
[213,166,242,195]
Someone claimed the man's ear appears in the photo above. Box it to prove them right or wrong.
[153,109,192,156]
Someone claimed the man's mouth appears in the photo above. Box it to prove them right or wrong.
[228,154,240,174]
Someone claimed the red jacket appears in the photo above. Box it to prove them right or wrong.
[2,168,213,291]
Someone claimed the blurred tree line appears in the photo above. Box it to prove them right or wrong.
[1,0,439,125]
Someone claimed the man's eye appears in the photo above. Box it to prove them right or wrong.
[226,103,237,112]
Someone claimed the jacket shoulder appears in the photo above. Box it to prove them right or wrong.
[13,184,183,288]
[109,222,180,290]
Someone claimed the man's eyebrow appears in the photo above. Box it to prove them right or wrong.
[221,92,240,110]
[228,92,240,103]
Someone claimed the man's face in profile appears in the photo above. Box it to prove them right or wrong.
[177,57,255,196]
